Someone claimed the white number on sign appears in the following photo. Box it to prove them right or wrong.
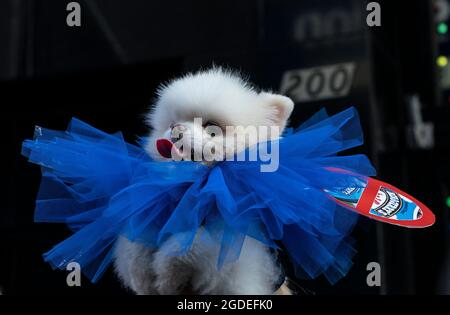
[279,62,356,103]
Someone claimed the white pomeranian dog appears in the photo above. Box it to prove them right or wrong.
[113,67,294,295]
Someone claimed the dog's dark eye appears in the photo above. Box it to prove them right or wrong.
[203,121,221,137]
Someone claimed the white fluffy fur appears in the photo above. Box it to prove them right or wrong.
[113,68,294,295]
[115,231,281,295]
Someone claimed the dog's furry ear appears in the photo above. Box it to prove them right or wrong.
[259,92,294,130]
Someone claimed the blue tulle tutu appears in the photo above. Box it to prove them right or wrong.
[22,107,375,284]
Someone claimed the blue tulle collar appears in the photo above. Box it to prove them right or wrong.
[22,107,375,284]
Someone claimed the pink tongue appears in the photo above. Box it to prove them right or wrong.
[156,139,174,158]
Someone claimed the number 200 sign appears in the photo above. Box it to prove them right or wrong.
[279,62,356,103]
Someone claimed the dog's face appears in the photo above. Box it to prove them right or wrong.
[146,69,294,162]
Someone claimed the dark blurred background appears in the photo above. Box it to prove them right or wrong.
[0,0,449,295]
